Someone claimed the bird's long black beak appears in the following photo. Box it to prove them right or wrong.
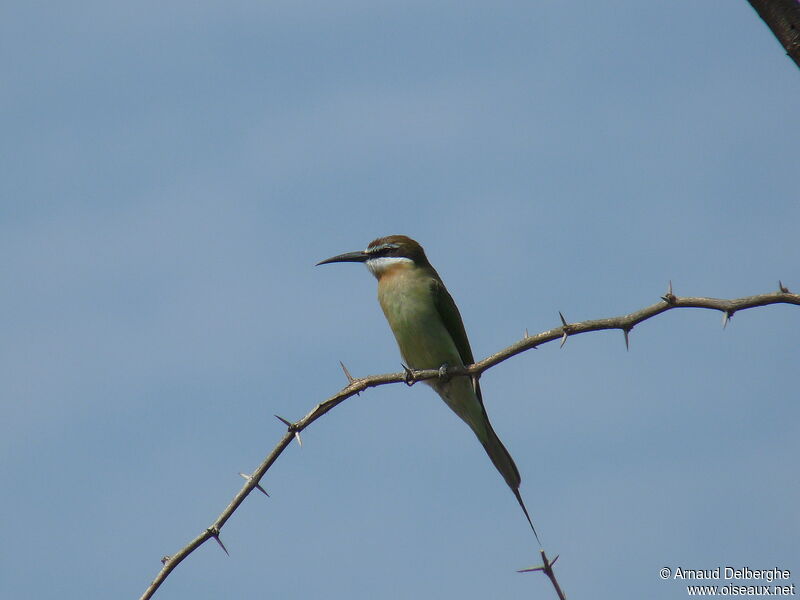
[316,250,369,266]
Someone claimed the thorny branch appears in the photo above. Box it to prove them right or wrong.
[519,551,567,600]
[140,284,799,600]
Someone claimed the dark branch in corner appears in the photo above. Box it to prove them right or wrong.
[748,0,800,69]
[140,284,799,600]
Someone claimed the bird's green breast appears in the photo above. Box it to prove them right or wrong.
[377,268,463,371]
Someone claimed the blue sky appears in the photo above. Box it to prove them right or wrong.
[2,2,798,598]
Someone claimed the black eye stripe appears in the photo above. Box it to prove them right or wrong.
[367,243,400,256]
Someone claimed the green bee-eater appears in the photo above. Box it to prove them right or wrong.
[318,235,539,543]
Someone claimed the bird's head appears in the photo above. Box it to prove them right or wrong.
[317,235,430,279]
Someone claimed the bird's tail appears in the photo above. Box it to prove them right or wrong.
[481,422,542,546]
[434,377,541,544]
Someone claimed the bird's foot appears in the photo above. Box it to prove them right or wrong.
[402,363,417,387]
[437,362,451,383]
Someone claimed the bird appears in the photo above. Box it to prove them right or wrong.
[317,234,539,543]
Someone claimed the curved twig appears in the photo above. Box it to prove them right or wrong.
[139,284,799,600]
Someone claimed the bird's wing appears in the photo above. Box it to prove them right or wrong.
[430,278,484,402]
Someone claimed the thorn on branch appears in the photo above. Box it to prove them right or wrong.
[522,329,538,349]
[402,363,417,387]
[623,327,631,350]
[207,528,229,556]
[160,555,171,565]
[518,550,566,600]
[661,280,676,304]
[558,312,572,348]
[274,414,303,446]
[779,280,789,293]
[339,361,360,395]
[722,310,734,329]
[470,374,481,395]
[239,472,270,497]
[518,551,560,573]
[339,361,356,384]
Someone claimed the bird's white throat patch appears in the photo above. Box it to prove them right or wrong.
[365,256,413,278]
